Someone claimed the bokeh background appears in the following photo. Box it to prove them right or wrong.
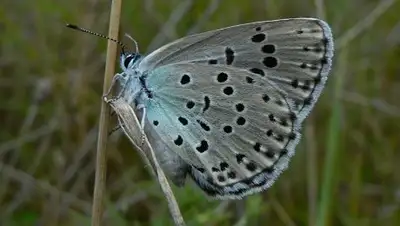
[1,0,400,225]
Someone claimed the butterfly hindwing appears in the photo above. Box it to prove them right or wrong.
[142,63,302,198]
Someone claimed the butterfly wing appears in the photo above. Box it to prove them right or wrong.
[138,18,333,121]
[143,63,302,199]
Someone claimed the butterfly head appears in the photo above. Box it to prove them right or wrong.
[120,53,142,71]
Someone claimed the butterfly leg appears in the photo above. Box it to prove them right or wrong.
[136,104,147,146]
[108,124,121,136]
[103,73,127,103]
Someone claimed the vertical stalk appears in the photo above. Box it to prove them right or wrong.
[91,1,122,225]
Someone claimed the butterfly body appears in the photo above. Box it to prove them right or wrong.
[115,18,334,199]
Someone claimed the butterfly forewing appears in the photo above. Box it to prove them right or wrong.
[138,18,333,121]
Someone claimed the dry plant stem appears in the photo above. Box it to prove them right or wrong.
[342,91,400,116]
[146,0,194,52]
[0,162,92,214]
[269,197,296,226]
[336,0,396,49]
[314,0,326,20]
[305,125,318,226]
[108,99,186,226]
[91,0,122,225]
[186,0,221,35]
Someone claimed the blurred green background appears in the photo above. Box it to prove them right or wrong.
[1,0,400,225]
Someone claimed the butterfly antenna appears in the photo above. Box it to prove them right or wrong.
[66,23,127,55]
[124,33,140,54]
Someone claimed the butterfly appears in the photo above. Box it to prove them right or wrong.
[109,18,333,199]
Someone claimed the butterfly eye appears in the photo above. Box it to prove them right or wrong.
[123,54,135,68]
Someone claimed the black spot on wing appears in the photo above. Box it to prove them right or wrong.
[186,101,195,109]
[236,117,246,126]
[220,162,229,171]
[180,74,190,85]
[246,76,254,84]
[196,119,210,131]
[225,47,235,65]
[223,86,234,96]
[202,96,210,113]
[251,33,266,43]
[236,154,246,164]
[174,135,183,146]
[261,44,276,54]
[223,125,233,134]
[235,103,245,112]
[208,59,218,64]
[196,140,209,153]
[217,72,228,83]
[178,117,188,125]
[249,68,265,76]
[263,56,278,68]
